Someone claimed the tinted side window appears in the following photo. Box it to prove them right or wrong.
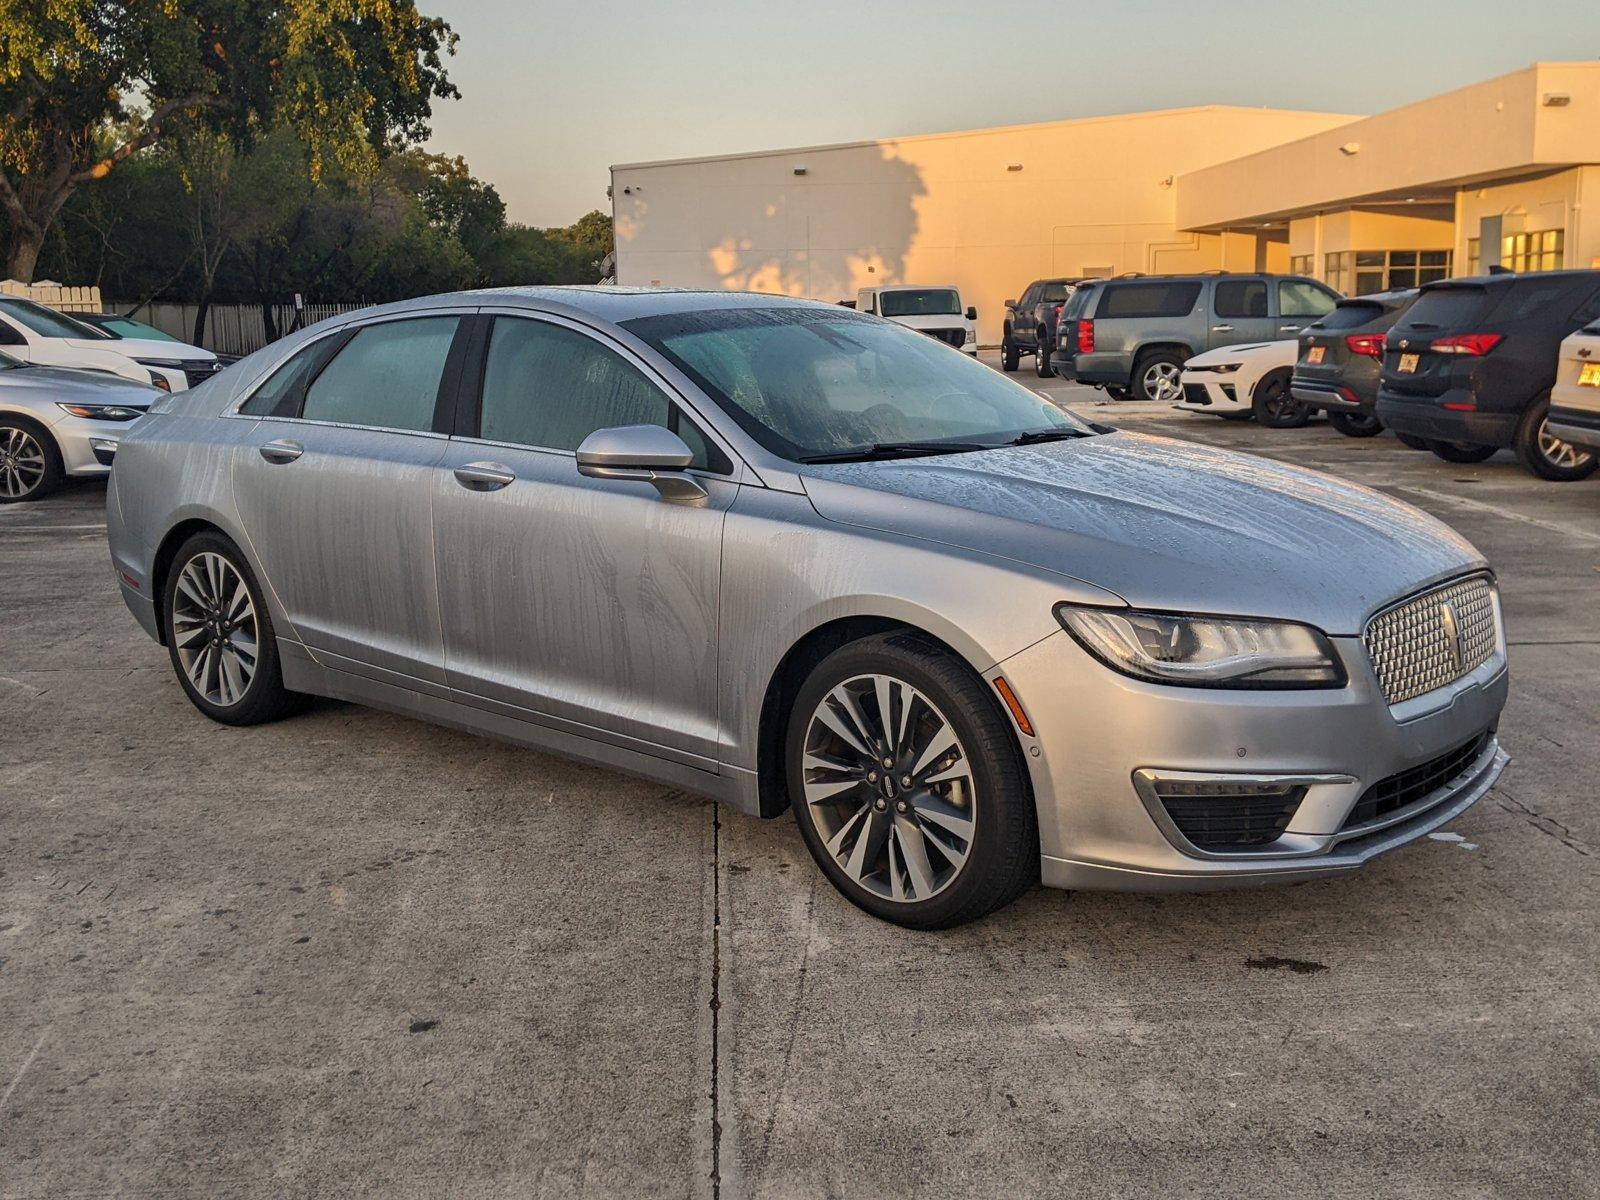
[1279,280,1338,319]
[1215,280,1268,319]
[300,317,459,431]
[239,336,344,416]
[1095,282,1201,319]
[479,317,716,470]
[1570,285,1600,327]
[1489,281,1585,325]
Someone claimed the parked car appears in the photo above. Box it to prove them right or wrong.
[1052,273,1341,401]
[1174,340,1301,426]
[854,285,977,355]
[0,350,161,502]
[0,297,224,393]
[109,288,1509,929]
[1291,290,1418,438]
[1376,271,1600,480]
[1545,322,1600,455]
[1002,277,1086,377]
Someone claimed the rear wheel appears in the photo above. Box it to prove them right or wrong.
[1429,441,1497,464]
[1251,371,1309,428]
[1131,349,1187,402]
[1103,385,1129,401]
[1515,395,1599,481]
[1001,332,1020,372]
[0,419,63,503]
[1395,432,1432,451]
[1329,411,1384,438]
[1033,329,1054,378]
[787,632,1037,929]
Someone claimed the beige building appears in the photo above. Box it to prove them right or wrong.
[612,62,1600,344]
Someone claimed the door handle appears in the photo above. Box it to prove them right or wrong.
[454,461,516,491]
[259,438,303,464]
[1211,324,1234,332]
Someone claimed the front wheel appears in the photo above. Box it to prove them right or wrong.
[1515,395,1599,481]
[1001,334,1020,372]
[1033,330,1055,378]
[1329,411,1383,438]
[1429,441,1497,464]
[1395,432,1432,451]
[1251,372,1309,428]
[0,419,63,503]
[787,632,1038,929]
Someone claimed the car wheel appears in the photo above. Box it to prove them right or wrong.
[162,531,307,726]
[1132,350,1187,402]
[1001,333,1019,372]
[1103,385,1129,401]
[786,631,1038,929]
[1395,432,1432,451]
[1429,441,1497,464]
[1251,371,1309,428]
[1329,412,1384,438]
[0,419,63,503]
[1216,410,1254,422]
[1514,395,1599,482]
[1033,330,1055,378]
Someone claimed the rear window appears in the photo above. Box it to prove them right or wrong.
[1310,301,1385,332]
[1061,287,1096,320]
[1040,283,1072,302]
[1397,286,1489,331]
[1095,281,1201,320]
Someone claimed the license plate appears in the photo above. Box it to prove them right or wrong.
[1579,362,1600,388]
[1398,353,1420,374]
[1306,345,1325,365]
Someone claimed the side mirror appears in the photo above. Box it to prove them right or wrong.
[837,299,857,309]
[576,424,707,504]
[965,306,978,321]
[1004,299,1016,309]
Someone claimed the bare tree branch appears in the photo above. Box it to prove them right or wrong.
[68,94,224,184]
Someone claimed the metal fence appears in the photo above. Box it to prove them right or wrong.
[103,300,373,357]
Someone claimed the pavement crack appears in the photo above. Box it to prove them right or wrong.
[1494,788,1592,858]
[708,799,723,1199]
[757,876,817,1175]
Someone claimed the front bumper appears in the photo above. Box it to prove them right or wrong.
[1175,374,1247,413]
[47,413,140,477]
[1375,391,1520,448]
[991,627,1509,892]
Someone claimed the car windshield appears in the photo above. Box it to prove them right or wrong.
[99,317,179,342]
[624,307,1091,461]
[877,289,960,318]
[0,298,104,339]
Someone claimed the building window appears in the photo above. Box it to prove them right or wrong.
[1467,238,1480,275]
[1289,255,1313,277]
[1325,249,1452,296]
[1502,229,1564,273]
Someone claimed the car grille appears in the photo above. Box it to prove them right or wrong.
[183,362,224,388]
[1363,575,1499,705]
[1155,785,1306,850]
[1341,733,1492,832]
[922,328,966,348]
[1181,384,1211,405]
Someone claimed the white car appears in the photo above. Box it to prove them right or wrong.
[1547,323,1600,454]
[1175,339,1306,427]
[0,296,223,393]
[854,285,978,354]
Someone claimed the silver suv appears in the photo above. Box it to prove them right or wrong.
[1052,273,1341,401]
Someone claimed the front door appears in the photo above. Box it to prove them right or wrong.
[1208,277,1275,348]
[232,314,465,683]
[1275,278,1340,338]
[432,312,737,767]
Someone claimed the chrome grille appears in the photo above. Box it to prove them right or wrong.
[1363,576,1499,705]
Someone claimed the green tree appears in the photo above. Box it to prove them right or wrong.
[0,0,457,280]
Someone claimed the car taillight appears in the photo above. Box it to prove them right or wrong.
[1052,303,1064,324]
[1077,319,1095,355]
[1430,333,1503,356]
[1345,333,1385,359]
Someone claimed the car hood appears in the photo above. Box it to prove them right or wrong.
[1184,340,1296,368]
[0,365,162,403]
[64,336,215,362]
[798,431,1485,635]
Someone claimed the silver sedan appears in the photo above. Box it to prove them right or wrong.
[0,351,160,502]
[106,289,1509,928]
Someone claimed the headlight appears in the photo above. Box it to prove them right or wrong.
[964,329,976,343]
[1209,362,1242,374]
[1055,605,1345,689]
[146,370,172,391]
[57,403,148,421]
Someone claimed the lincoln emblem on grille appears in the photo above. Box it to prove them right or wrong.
[1438,601,1463,672]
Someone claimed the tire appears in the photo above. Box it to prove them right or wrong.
[162,530,307,726]
[1033,329,1055,378]
[1251,371,1309,428]
[1103,385,1129,401]
[1329,411,1384,438]
[1429,441,1497,464]
[1395,432,1432,451]
[1514,395,1599,482]
[0,417,64,503]
[1131,349,1187,402]
[1217,410,1254,422]
[786,631,1038,929]
[1001,332,1020,372]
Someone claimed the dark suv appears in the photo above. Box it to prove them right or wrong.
[1376,271,1600,480]
[1002,278,1085,377]
[1051,273,1340,401]
[1291,290,1418,438]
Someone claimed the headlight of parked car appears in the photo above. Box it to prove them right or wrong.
[57,403,148,421]
[1054,604,1345,689]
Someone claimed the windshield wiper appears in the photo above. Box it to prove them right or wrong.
[1009,427,1097,445]
[797,441,990,464]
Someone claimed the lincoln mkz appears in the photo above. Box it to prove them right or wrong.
[107,288,1509,927]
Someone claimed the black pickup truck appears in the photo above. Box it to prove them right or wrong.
[1002,278,1086,377]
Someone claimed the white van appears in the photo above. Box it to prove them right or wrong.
[0,296,222,392]
[853,285,978,355]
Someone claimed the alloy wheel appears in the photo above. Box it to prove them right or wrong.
[801,673,976,903]
[1536,419,1594,472]
[0,427,46,499]
[172,552,259,707]
[1143,362,1182,403]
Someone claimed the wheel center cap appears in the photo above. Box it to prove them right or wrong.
[880,776,897,800]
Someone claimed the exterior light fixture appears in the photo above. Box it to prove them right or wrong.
[1543,93,1572,107]
[1006,163,1023,172]
[1339,142,1361,156]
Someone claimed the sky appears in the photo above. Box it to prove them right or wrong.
[422,0,1600,228]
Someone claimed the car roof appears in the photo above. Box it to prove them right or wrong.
[1426,269,1600,291]
[322,285,834,328]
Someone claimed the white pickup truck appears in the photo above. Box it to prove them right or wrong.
[852,285,978,355]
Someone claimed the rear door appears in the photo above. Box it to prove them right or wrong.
[1275,278,1340,337]
[1209,277,1274,347]
[1385,284,1495,396]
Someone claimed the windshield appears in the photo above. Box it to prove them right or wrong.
[877,289,960,318]
[623,307,1090,461]
[0,298,103,339]
[98,317,179,342]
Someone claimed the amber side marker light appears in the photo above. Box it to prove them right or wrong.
[992,677,1034,737]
